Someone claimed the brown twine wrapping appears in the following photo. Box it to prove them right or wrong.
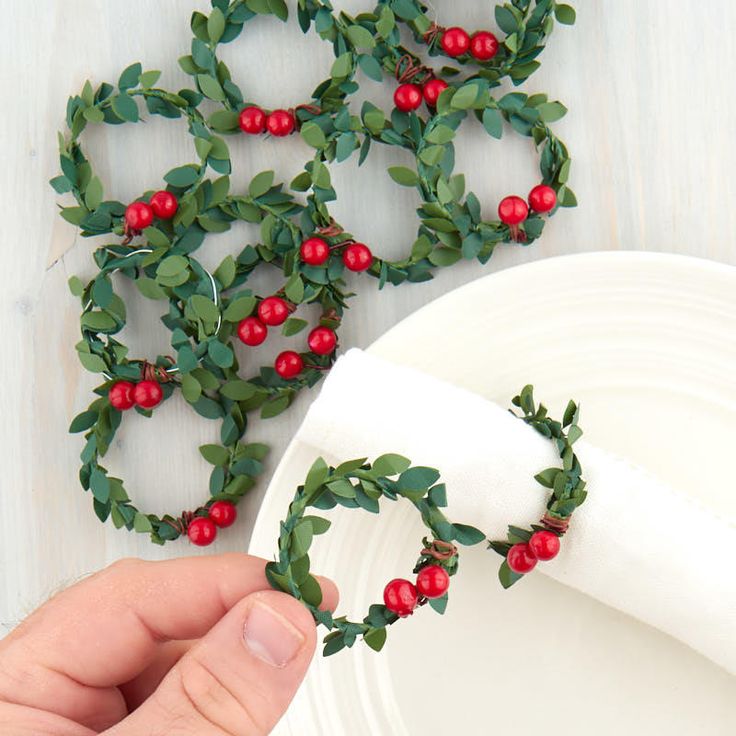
[420,538,458,561]
[140,358,174,383]
[394,54,434,85]
[422,22,444,46]
[541,513,570,535]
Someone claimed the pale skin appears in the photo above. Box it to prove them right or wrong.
[0,554,338,735]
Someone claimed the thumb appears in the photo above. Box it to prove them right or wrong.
[105,590,319,736]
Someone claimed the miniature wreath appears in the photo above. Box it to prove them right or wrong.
[488,385,588,587]
[267,386,587,654]
[265,454,486,655]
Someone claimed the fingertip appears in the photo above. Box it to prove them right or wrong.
[316,576,340,612]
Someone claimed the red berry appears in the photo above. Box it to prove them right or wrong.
[132,380,163,410]
[124,202,153,230]
[507,543,538,574]
[415,565,450,599]
[383,578,419,617]
[470,31,499,61]
[423,78,448,107]
[342,242,372,272]
[394,83,423,112]
[308,326,337,356]
[498,195,529,225]
[239,105,267,134]
[275,351,303,379]
[208,500,237,528]
[109,381,135,411]
[528,530,561,561]
[258,296,290,326]
[300,236,330,266]
[237,316,268,346]
[528,184,557,213]
[440,27,471,57]
[266,109,295,137]
[149,190,178,219]
[188,517,217,546]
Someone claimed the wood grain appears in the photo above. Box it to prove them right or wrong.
[1,0,736,633]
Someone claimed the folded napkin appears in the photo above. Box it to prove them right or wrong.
[294,349,736,674]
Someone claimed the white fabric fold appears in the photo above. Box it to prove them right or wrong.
[294,349,736,674]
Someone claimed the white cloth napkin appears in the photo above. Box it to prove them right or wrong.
[294,349,736,674]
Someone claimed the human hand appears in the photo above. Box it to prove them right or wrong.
[0,554,338,735]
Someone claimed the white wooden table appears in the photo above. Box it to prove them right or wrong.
[2,0,736,632]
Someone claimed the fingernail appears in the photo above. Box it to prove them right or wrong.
[244,601,305,668]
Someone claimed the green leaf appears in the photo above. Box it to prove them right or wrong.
[537,101,567,123]
[357,53,383,82]
[482,107,503,139]
[89,467,110,503]
[68,275,84,296]
[292,520,314,557]
[495,5,519,34]
[111,93,139,122]
[498,560,523,589]
[84,176,103,210]
[118,62,142,90]
[208,340,233,368]
[208,109,240,133]
[428,593,448,614]
[303,515,331,535]
[156,255,189,278]
[207,7,226,42]
[301,122,326,149]
[372,454,411,476]
[331,52,352,79]
[200,444,229,466]
[136,277,167,300]
[181,373,201,403]
[376,5,395,37]
[220,380,258,401]
[69,410,98,433]
[197,74,226,101]
[284,274,304,303]
[388,166,418,186]
[397,466,440,491]
[346,24,375,48]
[83,106,104,123]
[133,513,153,533]
[452,523,486,545]
[190,294,220,323]
[77,352,107,373]
[164,165,200,188]
[555,4,576,24]
[363,627,387,652]
[249,170,274,198]
[282,317,308,337]
[304,457,329,495]
[451,84,480,110]
[222,295,257,322]
[139,70,161,89]
[261,394,290,419]
[267,0,288,21]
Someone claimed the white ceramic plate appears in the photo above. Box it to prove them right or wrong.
[249,252,736,735]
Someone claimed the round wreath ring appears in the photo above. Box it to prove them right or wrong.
[266,454,486,656]
[300,79,574,286]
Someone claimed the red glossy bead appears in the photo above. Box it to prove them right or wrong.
[498,195,529,225]
[239,105,267,134]
[132,380,163,410]
[275,350,304,379]
[308,326,337,356]
[528,530,561,561]
[342,242,373,272]
[266,109,295,137]
[188,517,217,546]
[258,296,290,326]
[149,190,178,219]
[528,184,557,213]
[237,316,268,346]
[124,201,153,230]
[383,578,419,617]
[423,78,448,107]
[300,236,330,265]
[470,31,499,61]
[109,381,135,411]
[440,27,471,57]
[415,565,450,599]
[208,500,237,529]
[394,83,423,112]
[507,543,538,574]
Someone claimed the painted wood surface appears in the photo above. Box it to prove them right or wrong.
[2,0,736,633]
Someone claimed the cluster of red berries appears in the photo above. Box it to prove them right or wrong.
[506,530,561,574]
[238,106,296,137]
[124,190,179,231]
[300,235,373,272]
[236,294,339,379]
[394,77,450,112]
[186,500,238,546]
[498,184,557,230]
[109,379,164,411]
[440,27,499,61]
[382,564,451,617]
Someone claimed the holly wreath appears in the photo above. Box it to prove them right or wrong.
[53,0,576,544]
